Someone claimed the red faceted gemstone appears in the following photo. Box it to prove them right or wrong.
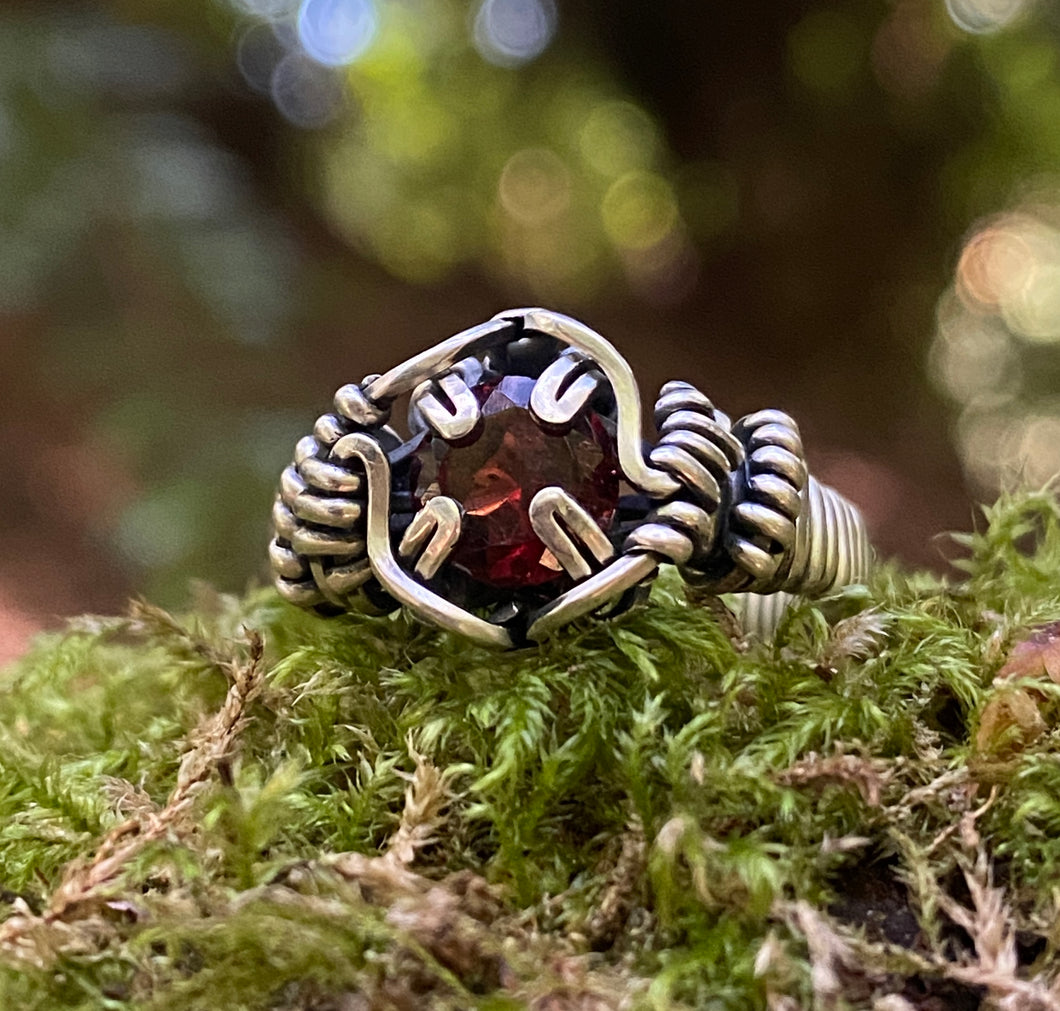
[414,375,619,588]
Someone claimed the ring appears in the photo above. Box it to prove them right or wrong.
[269,308,871,648]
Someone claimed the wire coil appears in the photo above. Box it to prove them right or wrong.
[270,383,382,609]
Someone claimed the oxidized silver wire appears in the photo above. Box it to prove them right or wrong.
[270,308,872,647]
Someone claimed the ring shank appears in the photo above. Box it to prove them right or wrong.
[733,478,871,636]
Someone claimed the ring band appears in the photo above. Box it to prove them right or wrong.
[269,308,871,647]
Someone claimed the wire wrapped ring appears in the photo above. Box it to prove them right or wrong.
[269,308,871,648]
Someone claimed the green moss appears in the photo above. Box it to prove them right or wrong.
[4,493,1060,1008]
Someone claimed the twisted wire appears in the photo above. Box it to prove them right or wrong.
[710,409,809,593]
[270,378,386,608]
[733,479,871,637]
[625,381,745,565]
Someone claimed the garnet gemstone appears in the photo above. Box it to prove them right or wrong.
[414,375,619,588]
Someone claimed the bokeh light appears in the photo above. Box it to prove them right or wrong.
[578,102,659,178]
[600,171,679,252]
[619,228,699,304]
[946,0,1031,35]
[1017,410,1060,485]
[48,23,190,95]
[871,1,951,101]
[498,147,571,225]
[957,212,1060,343]
[787,8,864,99]
[230,0,299,19]
[297,0,377,66]
[0,591,40,667]
[932,198,1060,493]
[930,304,1021,406]
[270,50,344,127]
[236,23,286,93]
[472,0,557,67]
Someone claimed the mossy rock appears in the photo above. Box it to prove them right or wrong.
[4,492,1060,1009]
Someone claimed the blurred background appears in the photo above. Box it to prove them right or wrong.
[2,0,1059,659]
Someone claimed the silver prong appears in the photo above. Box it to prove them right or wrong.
[332,432,514,648]
[526,553,658,642]
[409,372,481,441]
[529,487,615,581]
[494,308,680,499]
[398,496,463,579]
[530,352,604,427]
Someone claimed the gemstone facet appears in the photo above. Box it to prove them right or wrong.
[414,375,619,588]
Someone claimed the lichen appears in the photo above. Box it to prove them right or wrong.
[4,492,1060,1009]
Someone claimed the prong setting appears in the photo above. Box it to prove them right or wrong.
[530,351,605,428]
[409,371,481,441]
[528,486,615,581]
[398,496,463,580]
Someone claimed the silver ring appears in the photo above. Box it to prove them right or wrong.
[269,308,872,648]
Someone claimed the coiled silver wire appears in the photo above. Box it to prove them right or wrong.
[270,377,391,609]
[622,381,745,567]
[732,475,871,638]
[639,392,870,635]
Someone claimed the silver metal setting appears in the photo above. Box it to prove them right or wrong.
[269,309,873,647]
[528,486,615,581]
[409,371,481,441]
[530,351,604,427]
[398,496,463,580]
